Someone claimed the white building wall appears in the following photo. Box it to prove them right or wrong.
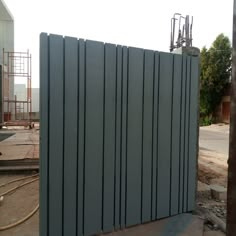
[15,84,39,113]
[0,20,14,64]
[32,88,39,112]
[14,84,26,100]
[0,0,14,112]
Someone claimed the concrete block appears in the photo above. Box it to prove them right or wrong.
[210,185,227,201]
[197,181,211,199]
[198,181,211,192]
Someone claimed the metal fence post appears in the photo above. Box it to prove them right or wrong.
[227,1,236,235]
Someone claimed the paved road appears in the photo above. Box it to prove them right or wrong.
[199,127,229,155]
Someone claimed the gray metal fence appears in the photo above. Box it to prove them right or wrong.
[40,33,199,236]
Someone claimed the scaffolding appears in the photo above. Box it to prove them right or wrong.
[2,49,32,127]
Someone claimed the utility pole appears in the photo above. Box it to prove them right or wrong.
[227,1,236,235]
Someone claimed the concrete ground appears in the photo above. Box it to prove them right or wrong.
[0,133,14,142]
[99,214,204,236]
[0,128,39,161]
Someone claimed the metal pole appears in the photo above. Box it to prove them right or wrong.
[7,52,10,122]
[29,53,32,122]
[170,18,174,52]
[2,48,4,124]
[227,1,236,235]
[185,15,190,47]
[15,95,16,120]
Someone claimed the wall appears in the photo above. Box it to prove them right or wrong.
[0,0,14,63]
[14,84,40,120]
[0,21,14,64]
[0,0,14,121]
[14,84,26,100]
[40,33,199,236]
[15,85,39,112]
[32,88,39,112]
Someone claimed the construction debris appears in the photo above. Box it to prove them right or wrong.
[197,207,226,233]
[211,185,227,201]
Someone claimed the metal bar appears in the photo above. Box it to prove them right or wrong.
[227,1,236,235]
[15,95,17,120]
[7,73,29,76]
[7,52,10,122]
[2,48,5,123]
[27,50,29,121]
[23,102,25,120]
[6,52,29,54]
[185,16,189,47]
[2,49,32,126]
[3,100,30,103]
[29,53,32,121]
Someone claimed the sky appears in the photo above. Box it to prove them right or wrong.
[3,0,234,88]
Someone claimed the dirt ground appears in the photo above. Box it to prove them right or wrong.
[197,149,228,235]
[0,175,39,236]
[198,150,227,187]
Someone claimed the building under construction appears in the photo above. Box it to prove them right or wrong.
[0,0,32,127]
[2,50,32,126]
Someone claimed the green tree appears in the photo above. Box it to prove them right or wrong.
[200,34,232,120]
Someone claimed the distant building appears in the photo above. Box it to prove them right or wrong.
[214,83,231,123]
[32,88,39,112]
[0,0,14,64]
[15,84,39,120]
[14,84,26,101]
[0,0,14,122]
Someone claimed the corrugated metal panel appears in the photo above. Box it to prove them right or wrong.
[40,33,199,236]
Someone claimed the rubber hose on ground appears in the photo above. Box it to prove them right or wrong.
[0,204,39,231]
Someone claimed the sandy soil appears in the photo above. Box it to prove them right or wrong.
[198,150,227,187]
[0,174,39,236]
[197,149,227,235]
